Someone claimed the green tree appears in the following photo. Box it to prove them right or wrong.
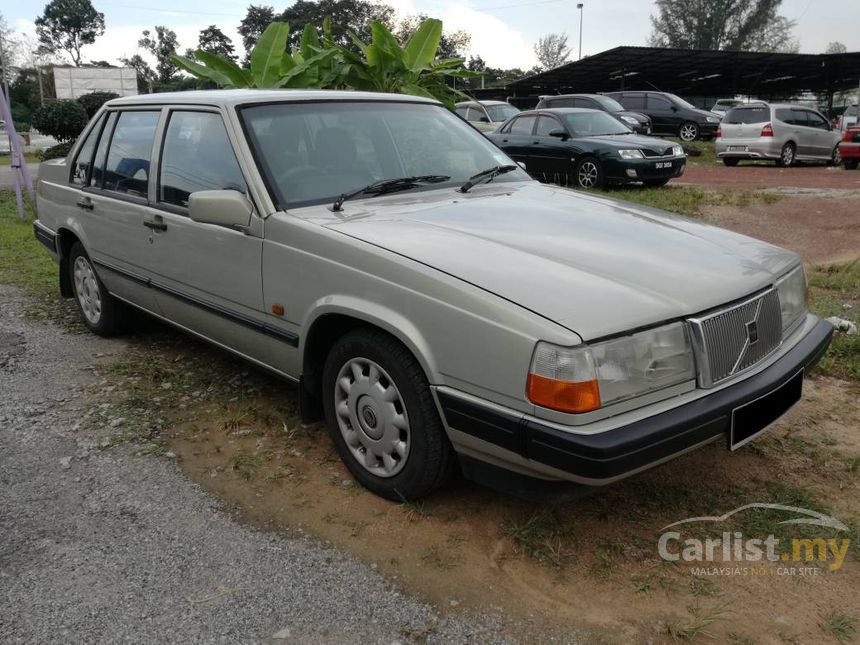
[32,100,88,141]
[139,26,179,84]
[533,33,570,70]
[825,41,847,54]
[76,91,119,118]
[281,0,394,48]
[745,15,798,52]
[120,53,156,93]
[198,25,236,61]
[35,0,105,66]
[238,5,276,61]
[648,0,796,51]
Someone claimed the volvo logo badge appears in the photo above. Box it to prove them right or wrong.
[745,319,759,345]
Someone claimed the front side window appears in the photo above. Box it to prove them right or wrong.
[535,116,562,136]
[648,95,672,110]
[509,115,537,134]
[159,111,245,208]
[104,110,160,198]
[71,114,105,186]
[665,93,697,110]
[594,96,625,112]
[805,110,829,130]
[242,101,527,209]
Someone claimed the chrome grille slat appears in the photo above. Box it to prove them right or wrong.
[688,289,782,388]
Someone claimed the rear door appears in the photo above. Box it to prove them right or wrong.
[78,108,162,313]
[140,108,275,365]
[790,109,817,157]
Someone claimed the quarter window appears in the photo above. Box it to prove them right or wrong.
[90,112,117,188]
[159,111,245,208]
[103,110,160,198]
[509,115,537,134]
[71,114,105,186]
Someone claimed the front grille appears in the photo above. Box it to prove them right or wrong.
[688,288,782,388]
[641,147,676,158]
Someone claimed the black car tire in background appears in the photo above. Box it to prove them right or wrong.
[845,159,859,170]
[643,178,670,187]
[723,158,740,167]
[574,157,605,189]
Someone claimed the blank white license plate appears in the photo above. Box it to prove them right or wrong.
[727,146,748,152]
[654,161,672,169]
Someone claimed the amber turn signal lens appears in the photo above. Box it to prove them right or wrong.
[526,373,601,414]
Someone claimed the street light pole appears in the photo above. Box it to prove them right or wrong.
[577,3,584,60]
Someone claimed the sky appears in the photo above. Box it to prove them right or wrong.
[7,0,860,70]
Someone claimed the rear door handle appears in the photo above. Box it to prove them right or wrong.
[143,215,167,231]
[76,197,94,211]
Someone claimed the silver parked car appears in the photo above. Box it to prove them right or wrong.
[455,100,519,132]
[710,98,743,117]
[34,90,832,500]
[716,102,843,167]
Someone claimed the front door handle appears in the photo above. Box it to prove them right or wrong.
[143,215,167,231]
[76,197,94,211]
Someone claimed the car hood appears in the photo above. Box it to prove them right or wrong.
[321,182,798,340]
[573,133,676,152]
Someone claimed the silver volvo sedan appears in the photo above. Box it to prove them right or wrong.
[33,90,833,500]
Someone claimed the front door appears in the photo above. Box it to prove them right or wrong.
[496,114,538,171]
[532,115,573,179]
[646,94,679,136]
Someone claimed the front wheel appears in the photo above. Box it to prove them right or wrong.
[69,242,128,336]
[322,328,455,500]
[722,158,740,167]
[679,121,699,142]
[844,158,859,170]
[574,157,605,189]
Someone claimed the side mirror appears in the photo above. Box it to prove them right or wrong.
[188,190,253,230]
[479,116,490,123]
[548,128,569,140]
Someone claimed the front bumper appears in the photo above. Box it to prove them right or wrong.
[605,156,686,182]
[437,318,832,485]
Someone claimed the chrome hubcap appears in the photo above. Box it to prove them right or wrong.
[334,357,410,478]
[73,256,102,325]
[680,124,697,141]
[577,161,599,188]
[782,146,794,165]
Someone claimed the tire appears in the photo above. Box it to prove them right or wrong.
[321,328,455,501]
[829,146,842,167]
[776,142,795,167]
[68,242,128,336]
[722,158,740,167]
[844,159,859,170]
[574,157,605,189]
[643,178,670,187]
[678,121,699,142]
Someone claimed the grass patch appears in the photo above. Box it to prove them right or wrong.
[0,152,41,166]
[808,261,860,381]
[503,508,575,568]
[591,185,781,217]
[0,189,56,294]
[820,611,856,642]
[230,451,262,480]
[665,602,732,641]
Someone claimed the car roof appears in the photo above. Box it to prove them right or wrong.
[108,89,439,108]
[455,100,510,107]
[517,108,597,115]
[542,93,607,100]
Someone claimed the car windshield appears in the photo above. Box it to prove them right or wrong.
[486,103,519,122]
[241,101,528,208]
[593,95,626,112]
[666,93,697,110]
[561,111,632,136]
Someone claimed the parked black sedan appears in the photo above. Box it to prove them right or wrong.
[535,93,652,135]
[488,108,686,189]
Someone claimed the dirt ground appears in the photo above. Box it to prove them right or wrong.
[681,163,860,190]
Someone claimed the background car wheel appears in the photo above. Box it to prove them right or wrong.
[829,146,842,167]
[678,122,699,142]
[722,158,740,167]
[844,159,859,170]
[574,157,604,189]
[777,142,795,167]
[69,242,128,336]
[322,328,456,501]
[643,178,670,187]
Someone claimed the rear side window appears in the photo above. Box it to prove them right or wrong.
[547,98,576,108]
[509,115,536,134]
[104,111,160,198]
[775,108,794,124]
[725,107,770,124]
[71,115,105,186]
[159,111,245,208]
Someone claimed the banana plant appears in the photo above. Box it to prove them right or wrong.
[171,21,338,89]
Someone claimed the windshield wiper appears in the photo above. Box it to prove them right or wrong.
[331,175,450,212]
[458,164,518,193]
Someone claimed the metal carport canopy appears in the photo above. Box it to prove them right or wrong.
[506,46,860,98]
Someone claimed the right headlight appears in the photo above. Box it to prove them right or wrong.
[527,322,695,414]
[618,149,645,159]
[775,264,807,335]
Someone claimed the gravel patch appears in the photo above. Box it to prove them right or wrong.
[0,284,513,643]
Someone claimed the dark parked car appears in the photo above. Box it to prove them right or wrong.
[605,91,720,142]
[535,94,651,135]
[488,108,686,189]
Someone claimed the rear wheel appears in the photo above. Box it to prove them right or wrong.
[829,145,842,167]
[776,142,795,167]
[844,159,859,170]
[678,121,699,142]
[69,242,128,336]
[722,158,740,167]
[322,328,455,500]
[574,157,604,189]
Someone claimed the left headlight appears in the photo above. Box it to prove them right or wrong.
[672,145,685,157]
[775,264,807,335]
[706,116,720,123]
[527,322,695,414]
[620,115,638,125]
[618,149,645,159]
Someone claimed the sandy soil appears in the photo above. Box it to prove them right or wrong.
[681,163,860,190]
